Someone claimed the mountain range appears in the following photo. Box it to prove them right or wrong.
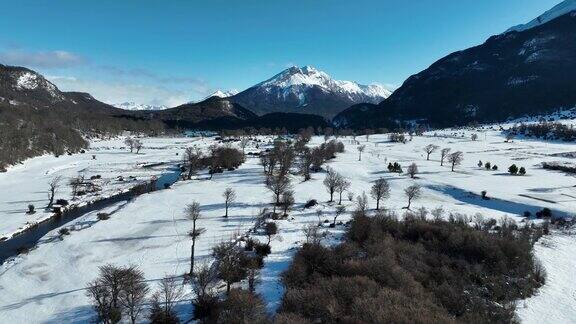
[334,0,576,129]
[113,102,167,111]
[230,66,391,118]
[2,0,576,168]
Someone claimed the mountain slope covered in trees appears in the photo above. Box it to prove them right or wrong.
[0,64,164,169]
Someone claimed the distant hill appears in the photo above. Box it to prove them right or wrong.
[135,96,329,132]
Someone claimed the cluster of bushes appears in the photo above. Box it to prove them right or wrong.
[208,146,245,173]
[276,210,545,323]
[508,164,527,175]
[480,161,498,171]
[182,145,245,179]
[542,161,576,174]
[509,122,576,142]
[387,162,403,173]
[389,133,407,143]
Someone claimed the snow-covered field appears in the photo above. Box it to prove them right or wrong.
[0,136,201,240]
[0,127,575,323]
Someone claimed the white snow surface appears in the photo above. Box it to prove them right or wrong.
[15,72,41,90]
[507,0,576,33]
[1,127,576,322]
[204,90,239,100]
[113,102,167,111]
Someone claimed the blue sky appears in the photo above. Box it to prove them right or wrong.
[0,0,561,106]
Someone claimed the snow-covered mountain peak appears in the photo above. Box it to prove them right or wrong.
[507,0,576,33]
[113,101,167,111]
[257,65,390,98]
[233,66,392,117]
[205,89,239,99]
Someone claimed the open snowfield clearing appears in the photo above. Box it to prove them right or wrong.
[0,129,575,323]
[0,136,203,239]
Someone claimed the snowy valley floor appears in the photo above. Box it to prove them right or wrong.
[0,129,575,323]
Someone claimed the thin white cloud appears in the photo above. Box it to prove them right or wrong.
[47,76,206,107]
[0,49,84,68]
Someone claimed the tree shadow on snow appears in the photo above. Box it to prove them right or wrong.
[426,184,571,219]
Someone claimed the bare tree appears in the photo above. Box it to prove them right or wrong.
[133,139,143,154]
[186,202,204,275]
[259,153,270,174]
[280,190,295,216]
[310,147,325,171]
[184,147,203,180]
[448,151,464,172]
[365,129,373,142]
[335,176,351,205]
[265,222,278,246]
[69,175,84,199]
[471,133,479,141]
[404,184,422,210]
[440,148,451,166]
[407,163,418,179]
[191,262,218,319]
[265,172,291,213]
[356,192,369,214]
[424,144,439,160]
[149,276,184,323]
[192,263,218,300]
[223,187,236,218]
[315,209,323,225]
[47,176,62,208]
[303,223,323,245]
[333,205,346,226]
[357,145,366,161]
[213,242,248,293]
[124,137,134,153]
[86,264,141,324]
[323,168,341,202]
[299,151,313,181]
[119,266,150,324]
[239,138,250,155]
[246,258,261,293]
[370,178,390,210]
[86,266,121,324]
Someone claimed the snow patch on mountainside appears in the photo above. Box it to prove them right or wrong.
[113,101,167,111]
[14,71,62,99]
[15,72,40,90]
[507,0,576,33]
